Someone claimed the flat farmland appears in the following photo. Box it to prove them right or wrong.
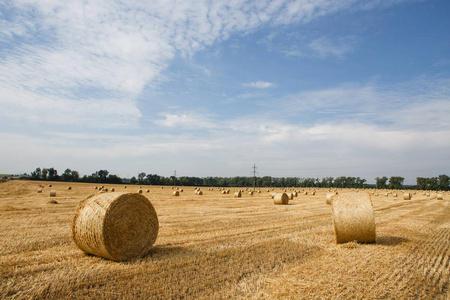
[1,180,449,299]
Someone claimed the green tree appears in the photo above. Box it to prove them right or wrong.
[375,176,388,189]
[42,168,48,180]
[47,168,58,181]
[438,174,449,191]
[130,177,138,184]
[388,176,404,189]
[138,172,146,184]
[31,167,41,180]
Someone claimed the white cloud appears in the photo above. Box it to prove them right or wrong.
[243,81,276,88]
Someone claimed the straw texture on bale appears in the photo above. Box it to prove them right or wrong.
[403,193,411,200]
[72,192,158,261]
[50,190,56,197]
[273,193,289,205]
[331,192,376,244]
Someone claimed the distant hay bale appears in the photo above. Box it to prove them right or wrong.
[403,193,411,200]
[138,189,143,194]
[249,191,253,195]
[273,193,289,205]
[288,193,294,200]
[173,191,180,196]
[161,187,163,189]
[94,187,98,190]
[50,190,56,197]
[146,189,150,193]
[47,200,58,204]
[393,193,397,197]
[124,186,127,189]
[234,191,242,198]
[437,193,443,200]
[180,189,183,192]
[326,192,337,205]
[111,188,115,192]
[37,189,42,193]
[304,192,308,195]
[311,191,316,196]
[48,184,52,187]
[67,186,72,190]
[196,190,203,195]
[72,192,158,261]
[332,192,376,244]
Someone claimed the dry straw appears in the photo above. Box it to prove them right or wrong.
[173,191,180,196]
[50,190,56,197]
[273,193,289,205]
[437,193,443,200]
[72,192,159,261]
[67,186,72,190]
[37,189,42,193]
[403,192,411,200]
[234,191,242,198]
[331,192,376,244]
[326,192,337,205]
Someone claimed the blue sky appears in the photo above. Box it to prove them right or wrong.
[1,0,449,184]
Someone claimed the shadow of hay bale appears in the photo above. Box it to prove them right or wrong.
[375,236,409,246]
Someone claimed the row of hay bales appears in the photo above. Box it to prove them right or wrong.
[71,187,449,262]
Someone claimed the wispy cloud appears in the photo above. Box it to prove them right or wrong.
[243,81,276,88]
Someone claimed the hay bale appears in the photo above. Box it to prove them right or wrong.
[48,184,52,187]
[403,193,411,200]
[72,192,158,261]
[249,191,253,195]
[273,193,289,205]
[326,192,337,205]
[138,189,143,194]
[48,200,58,204]
[437,193,443,200]
[50,190,56,197]
[146,189,150,193]
[124,186,127,188]
[197,190,203,195]
[37,189,42,193]
[311,191,316,196]
[67,186,72,190]
[332,192,376,244]
[173,191,180,196]
[234,191,242,198]
[111,188,115,192]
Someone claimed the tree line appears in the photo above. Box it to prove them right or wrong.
[24,167,449,190]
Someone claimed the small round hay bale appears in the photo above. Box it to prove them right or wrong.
[288,193,294,200]
[304,191,308,195]
[393,193,397,197]
[226,189,230,194]
[50,190,57,197]
[103,188,108,192]
[94,187,98,190]
[37,189,42,193]
[234,191,242,198]
[111,188,115,192]
[180,189,183,192]
[138,189,143,194]
[139,186,142,188]
[48,200,58,204]
[221,190,226,194]
[173,191,180,196]
[48,184,52,187]
[326,192,337,205]
[161,187,163,189]
[249,191,253,195]
[437,193,443,200]
[197,190,203,195]
[293,191,298,197]
[332,192,376,244]
[273,193,289,205]
[403,193,411,200]
[146,189,150,193]
[311,191,316,196]
[67,186,72,190]
[72,192,158,261]
[124,186,127,188]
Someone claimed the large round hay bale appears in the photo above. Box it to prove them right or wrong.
[436,193,443,200]
[173,191,180,196]
[72,192,158,261]
[326,192,337,205]
[234,191,242,198]
[403,192,411,200]
[197,190,203,195]
[332,192,376,244]
[273,193,289,205]
[50,190,56,197]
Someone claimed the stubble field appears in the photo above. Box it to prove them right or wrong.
[1,180,449,299]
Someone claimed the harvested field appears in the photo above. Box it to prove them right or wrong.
[1,181,449,299]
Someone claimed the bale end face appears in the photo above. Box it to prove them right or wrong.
[331,192,376,244]
[72,192,159,261]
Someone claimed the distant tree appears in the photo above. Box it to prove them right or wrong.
[47,168,58,181]
[388,176,404,189]
[130,177,138,184]
[375,176,388,189]
[438,174,449,191]
[62,168,73,181]
[42,168,48,180]
[31,167,42,180]
[97,170,109,182]
[138,172,146,184]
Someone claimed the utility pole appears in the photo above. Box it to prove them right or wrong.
[252,164,258,191]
